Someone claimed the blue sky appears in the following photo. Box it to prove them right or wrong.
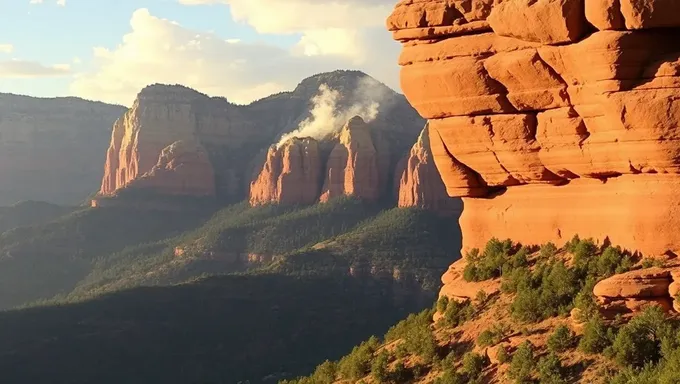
[0,0,400,105]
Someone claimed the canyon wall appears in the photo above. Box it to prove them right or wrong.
[387,0,680,257]
[97,71,426,205]
[0,94,124,205]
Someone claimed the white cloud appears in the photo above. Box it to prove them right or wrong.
[0,44,13,54]
[29,0,66,5]
[0,59,70,78]
[71,8,400,107]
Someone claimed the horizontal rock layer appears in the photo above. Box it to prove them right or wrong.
[387,0,680,256]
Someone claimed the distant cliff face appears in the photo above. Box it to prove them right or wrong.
[250,118,462,213]
[397,125,462,215]
[0,94,124,206]
[98,71,425,204]
[249,138,322,206]
[99,85,257,200]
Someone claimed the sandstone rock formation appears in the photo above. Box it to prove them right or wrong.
[98,71,425,205]
[249,138,322,206]
[593,268,675,317]
[439,259,500,303]
[387,0,680,257]
[397,125,463,214]
[126,139,216,196]
[320,117,381,203]
[99,84,256,200]
[0,94,124,205]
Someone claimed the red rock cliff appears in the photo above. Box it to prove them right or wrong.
[249,138,322,206]
[397,125,462,214]
[99,84,254,200]
[320,117,381,202]
[387,0,680,256]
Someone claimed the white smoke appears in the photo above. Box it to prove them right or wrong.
[277,76,389,148]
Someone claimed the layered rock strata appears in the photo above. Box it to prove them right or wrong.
[387,0,680,256]
[593,268,675,317]
[249,138,322,206]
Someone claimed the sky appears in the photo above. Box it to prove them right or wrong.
[0,0,401,106]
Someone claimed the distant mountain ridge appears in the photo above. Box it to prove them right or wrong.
[95,70,425,205]
[0,93,125,206]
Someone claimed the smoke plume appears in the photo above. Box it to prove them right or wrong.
[277,76,389,148]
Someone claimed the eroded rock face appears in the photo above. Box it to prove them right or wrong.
[320,117,381,202]
[397,125,463,214]
[593,268,676,317]
[126,139,216,196]
[100,85,255,200]
[387,0,680,257]
[249,138,322,206]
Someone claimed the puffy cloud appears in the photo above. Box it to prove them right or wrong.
[71,8,400,107]
[0,60,70,78]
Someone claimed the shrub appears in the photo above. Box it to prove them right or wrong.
[595,246,633,277]
[463,238,514,282]
[391,362,409,382]
[462,352,487,379]
[539,242,558,260]
[441,299,474,327]
[537,353,566,384]
[509,341,535,384]
[612,305,672,369]
[435,368,466,384]
[476,323,508,348]
[579,316,612,354]
[547,325,574,353]
[337,339,377,380]
[511,260,580,322]
[496,346,510,364]
[437,296,449,313]
[371,352,389,382]
[310,360,336,384]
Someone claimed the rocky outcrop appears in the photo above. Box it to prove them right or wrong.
[594,268,676,317]
[249,138,322,206]
[397,125,462,214]
[320,117,381,202]
[0,94,124,205]
[386,0,680,257]
[126,139,216,196]
[438,259,500,303]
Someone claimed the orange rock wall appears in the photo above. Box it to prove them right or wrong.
[250,138,322,206]
[387,0,680,256]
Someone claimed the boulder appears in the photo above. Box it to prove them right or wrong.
[488,0,588,45]
[593,268,671,299]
